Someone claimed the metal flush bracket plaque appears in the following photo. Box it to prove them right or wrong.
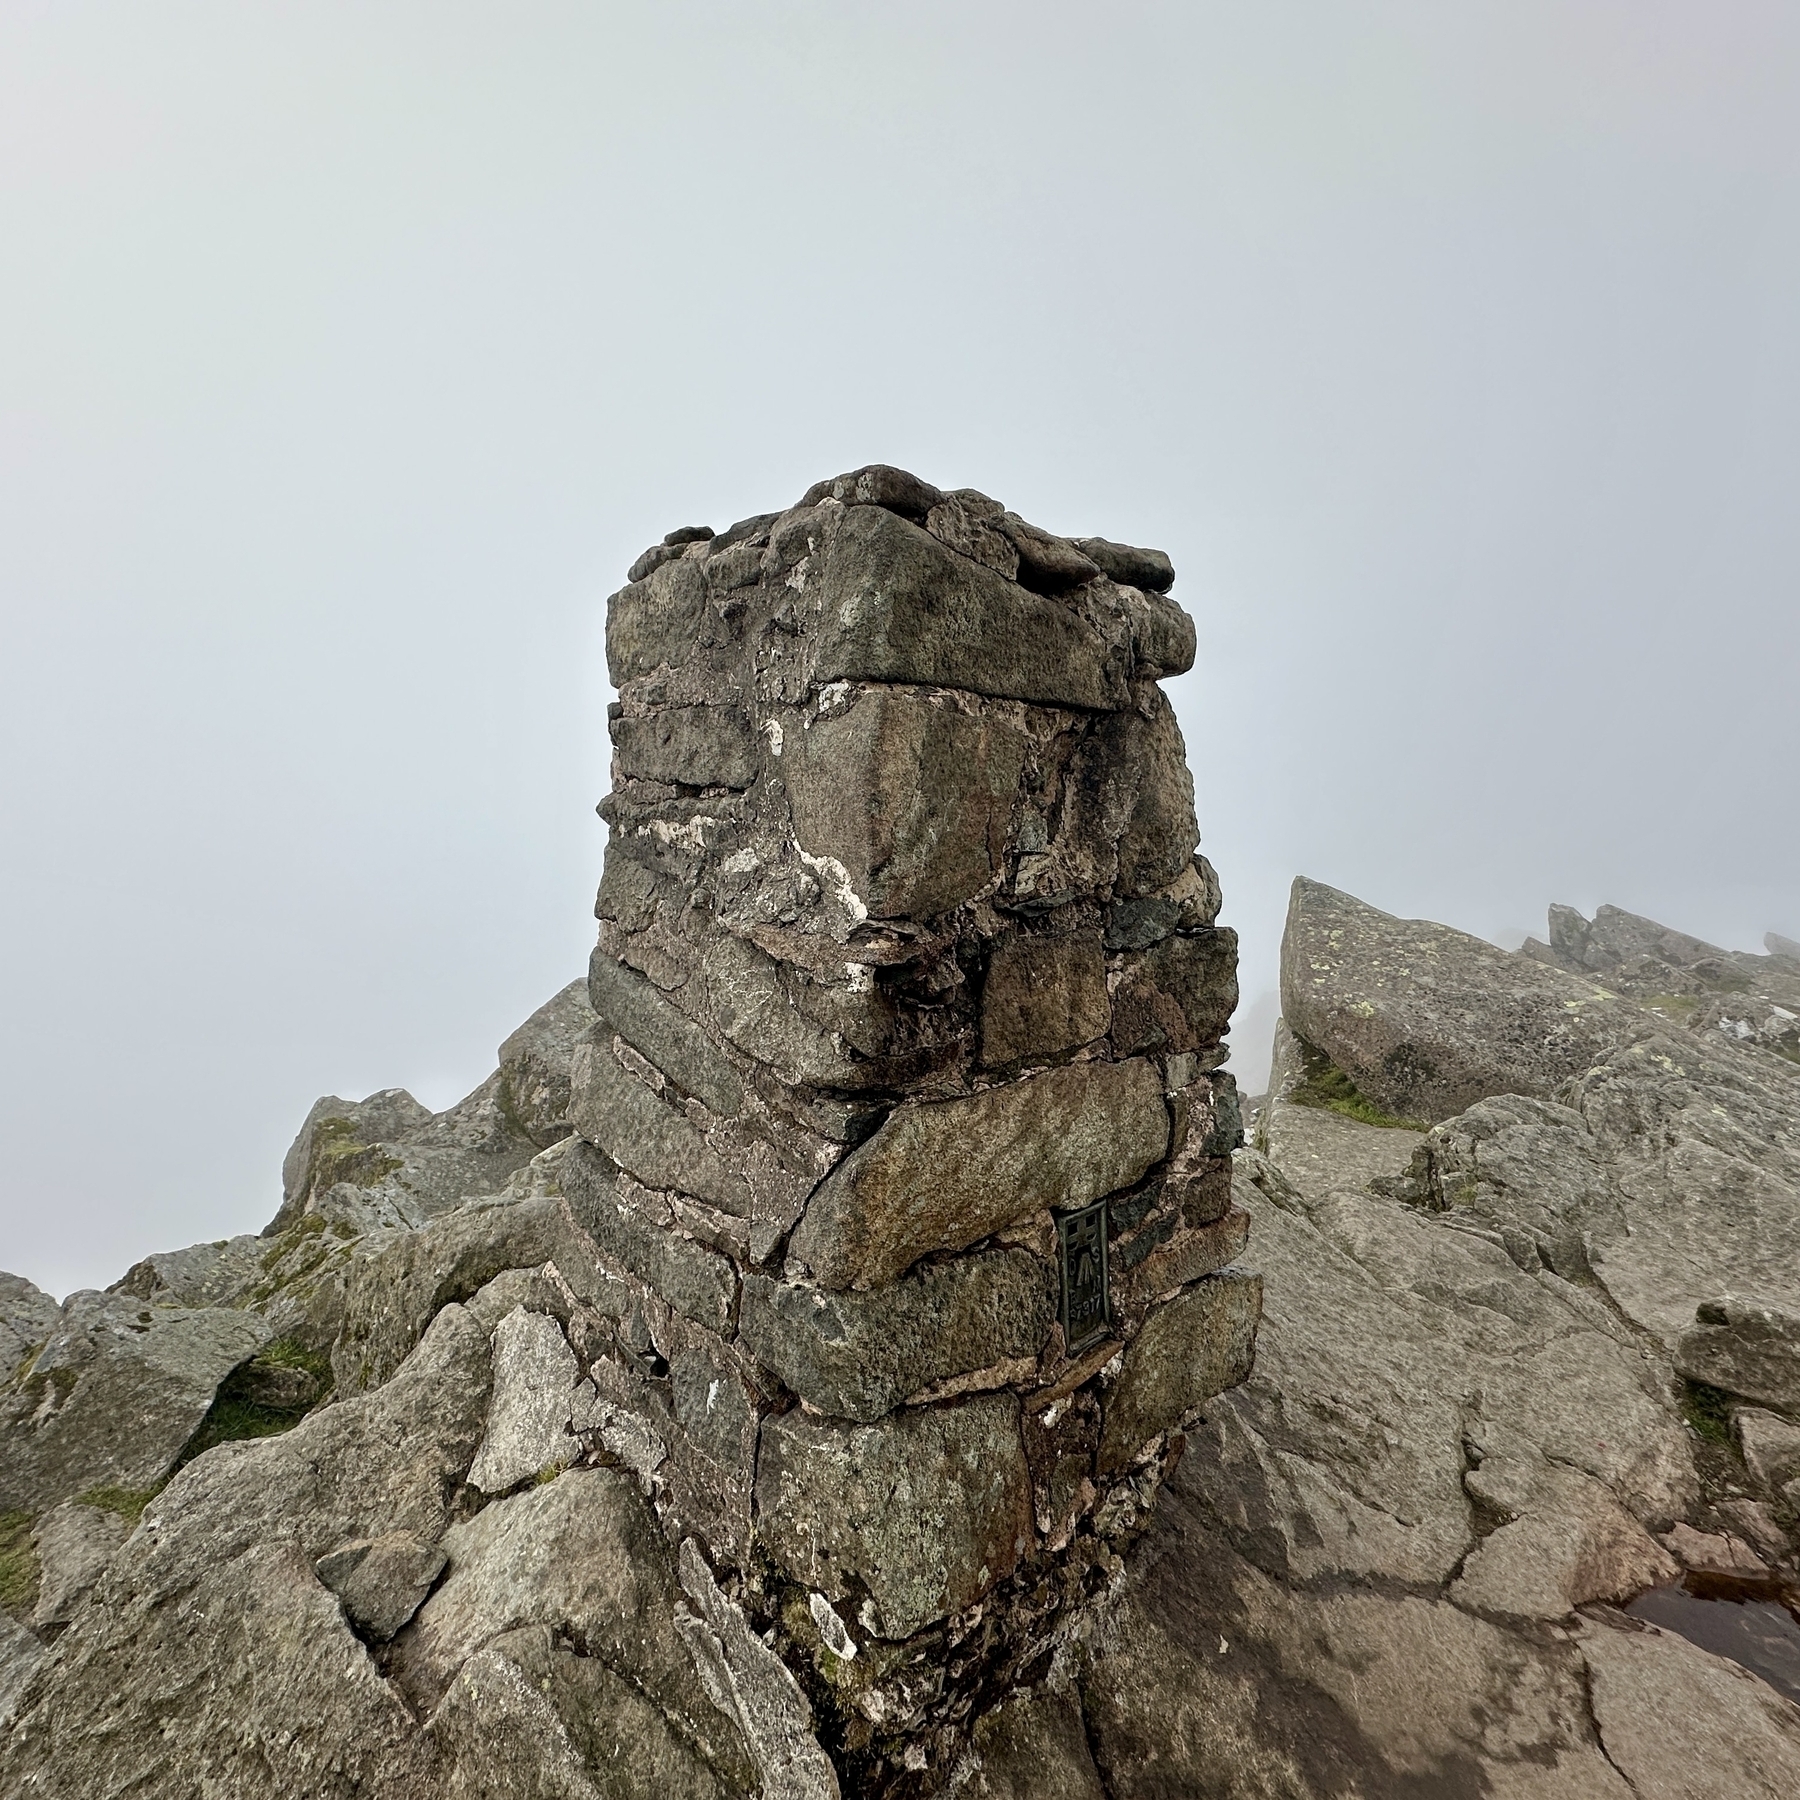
[1057,1197,1110,1353]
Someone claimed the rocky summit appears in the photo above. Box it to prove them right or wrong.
[0,468,1257,1798]
[2,472,1797,1795]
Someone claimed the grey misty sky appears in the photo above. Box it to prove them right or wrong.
[2,3,1797,1298]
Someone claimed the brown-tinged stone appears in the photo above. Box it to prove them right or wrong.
[786,689,1027,920]
[1098,1268,1262,1472]
[980,930,1111,1067]
[788,1059,1169,1290]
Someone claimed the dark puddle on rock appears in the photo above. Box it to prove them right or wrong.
[1624,1573,1800,1705]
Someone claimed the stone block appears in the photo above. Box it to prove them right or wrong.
[739,1249,1055,1423]
[1097,1269,1262,1472]
[1071,536,1176,595]
[1734,1406,1800,1494]
[1120,1207,1251,1306]
[755,1393,1034,1638]
[559,1144,739,1335]
[980,930,1111,1067]
[811,505,1131,711]
[568,1037,750,1215]
[588,949,743,1118]
[1110,928,1239,1057]
[605,556,709,685]
[610,705,757,791]
[1675,1298,1800,1413]
[789,1059,1170,1290]
[787,689,1027,920]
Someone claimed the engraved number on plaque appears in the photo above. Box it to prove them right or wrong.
[1057,1198,1110,1352]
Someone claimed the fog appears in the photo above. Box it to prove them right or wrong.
[3,3,1797,1297]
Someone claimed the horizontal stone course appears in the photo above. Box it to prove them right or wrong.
[738,1249,1054,1424]
[788,1059,1171,1291]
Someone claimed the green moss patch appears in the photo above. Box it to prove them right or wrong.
[0,1509,39,1617]
[74,1484,165,1524]
[1289,1045,1426,1131]
[1681,1379,1735,1446]
[305,1118,404,1193]
[173,1345,330,1471]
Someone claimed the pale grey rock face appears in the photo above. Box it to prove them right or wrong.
[427,1626,742,1800]
[674,1538,840,1800]
[788,1059,1169,1290]
[1384,1034,1800,1345]
[267,1052,548,1236]
[330,1190,612,1395]
[466,1305,589,1492]
[739,1250,1054,1424]
[108,1234,266,1310]
[1736,1407,1800,1493]
[0,1612,45,1729]
[1579,1617,1800,1799]
[29,1502,129,1628]
[314,1530,446,1642]
[1676,1298,1800,1413]
[1280,877,1645,1122]
[496,978,597,1149]
[755,1393,1035,1638]
[390,1468,754,1790]
[0,1290,269,1514]
[0,1304,493,1798]
[1448,1459,1678,1620]
[0,1272,59,1377]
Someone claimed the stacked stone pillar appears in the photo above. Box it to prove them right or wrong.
[564,465,1259,1777]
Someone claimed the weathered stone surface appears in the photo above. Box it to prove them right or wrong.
[467,1306,591,1491]
[496,977,596,1149]
[569,1036,751,1214]
[0,1611,43,1728]
[1579,1616,1800,1798]
[1736,1407,1800,1494]
[606,553,710,684]
[268,1068,539,1235]
[810,504,1131,711]
[1386,1033,1800,1344]
[331,1188,609,1395]
[1676,1298,1800,1413]
[560,1143,739,1333]
[739,1248,1054,1423]
[429,1623,745,1800]
[315,1530,447,1642]
[392,1467,744,1792]
[1659,1521,1768,1578]
[1097,1269,1261,1472]
[1281,877,1645,1123]
[29,1502,129,1628]
[979,929,1110,1067]
[589,949,744,1116]
[1119,1205,1251,1306]
[755,1393,1034,1637]
[0,1305,493,1797]
[950,1683,1107,1800]
[801,463,943,517]
[1449,1459,1679,1620]
[1061,693,1200,900]
[0,1273,59,1376]
[925,493,1020,580]
[790,1059,1168,1290]
[1110,926,1238,1058]
[675,1538,840,1800]
[611,703,758,790]
[787,687,1026,921]
[109,1235,266,1309]
[0,1290,269,1513]
[1070,535,1176,595]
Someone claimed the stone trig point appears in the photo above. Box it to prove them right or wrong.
[566,464,1260,1773]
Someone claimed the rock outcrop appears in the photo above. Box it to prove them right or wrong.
[1060,882,1800,1796]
